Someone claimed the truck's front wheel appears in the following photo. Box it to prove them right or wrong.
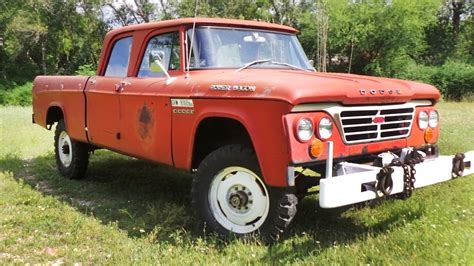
[54,119,90,179]
[192,145,297,243]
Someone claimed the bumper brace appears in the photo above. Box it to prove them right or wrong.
[319,143,473,208]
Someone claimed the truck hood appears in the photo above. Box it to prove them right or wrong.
[188,69,440,105]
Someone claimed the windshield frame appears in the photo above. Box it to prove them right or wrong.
[185,26,313,71]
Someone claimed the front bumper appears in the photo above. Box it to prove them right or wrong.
[319,150,474,208]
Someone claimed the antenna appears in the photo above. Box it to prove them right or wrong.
[186,0,199,78]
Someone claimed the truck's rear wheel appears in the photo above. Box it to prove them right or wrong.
[54,119,89,179]
[192,145,297,243]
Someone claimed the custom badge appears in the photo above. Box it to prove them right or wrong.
[171,99,195,115]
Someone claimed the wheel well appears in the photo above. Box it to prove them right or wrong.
[46,106,64,127]
[192,117,254,169]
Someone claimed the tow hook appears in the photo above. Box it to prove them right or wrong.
[375,148,424,198]
[376,167,394,196]
[452,153,465,178]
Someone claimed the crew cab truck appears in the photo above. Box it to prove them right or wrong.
[32,18,473,243]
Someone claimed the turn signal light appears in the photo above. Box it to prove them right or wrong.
[424,127,434,143]
[310,139,324,158]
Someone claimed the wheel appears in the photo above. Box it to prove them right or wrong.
[192,144,297,243]
[54,119,90,179]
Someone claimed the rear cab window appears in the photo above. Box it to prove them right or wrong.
[104,37,133,77]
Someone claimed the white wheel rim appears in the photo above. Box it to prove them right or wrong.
[208,166,270,234]
[58,131,72,167]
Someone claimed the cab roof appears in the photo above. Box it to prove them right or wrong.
[106,17,298,38]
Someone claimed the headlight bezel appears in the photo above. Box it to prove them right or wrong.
[428,110,439,128]
[317,117,333,140]
[295,117,314,142]
[418,111,429,129]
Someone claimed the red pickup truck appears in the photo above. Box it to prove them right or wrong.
[32,18,473,242]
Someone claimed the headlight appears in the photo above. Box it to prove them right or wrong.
[418,111,429,129]
[429,110,439,128]
[296,118,313,142]
[318,117,333,139]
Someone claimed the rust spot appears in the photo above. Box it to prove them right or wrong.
[137,103,154,141]
[361,146,369,154]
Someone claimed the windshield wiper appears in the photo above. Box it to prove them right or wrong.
[269,61,312,72]
[235,59,313,72]
[235,59,271,72]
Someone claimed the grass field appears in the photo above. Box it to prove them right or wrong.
[1,103,473,264]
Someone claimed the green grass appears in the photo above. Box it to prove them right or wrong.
[0,103,473,264]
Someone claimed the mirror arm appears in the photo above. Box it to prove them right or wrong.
[153,59,176,85]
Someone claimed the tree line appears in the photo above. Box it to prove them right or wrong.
[0,0,472,100]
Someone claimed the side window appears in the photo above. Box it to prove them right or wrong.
[104,37,132,77]
[138,32,180,77]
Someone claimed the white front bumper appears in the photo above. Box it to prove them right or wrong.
[319,151,474,208]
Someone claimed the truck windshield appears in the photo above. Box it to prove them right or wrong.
[187,27,313,71]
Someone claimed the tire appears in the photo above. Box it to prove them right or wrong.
[54,119,90,179]
[192,144,297,243]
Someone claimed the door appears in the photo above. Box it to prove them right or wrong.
[117,31,181,165]
[85,36,133,149]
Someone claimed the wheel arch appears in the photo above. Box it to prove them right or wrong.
[46,104,65,129]
[191,116,256,170]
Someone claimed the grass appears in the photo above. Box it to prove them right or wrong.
[0,103,473,264]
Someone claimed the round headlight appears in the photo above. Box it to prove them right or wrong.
[418,111,429,129]
[429,110,439,128]
[318,117,333,140]
[296,118,313,142]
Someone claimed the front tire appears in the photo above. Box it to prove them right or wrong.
[192,145,297,243]
[54,119,90,179]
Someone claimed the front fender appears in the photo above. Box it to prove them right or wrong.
[171,98,293,187]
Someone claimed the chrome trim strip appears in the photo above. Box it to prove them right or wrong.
[291,100,432,113]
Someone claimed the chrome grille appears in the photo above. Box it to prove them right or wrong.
[340,107,414,144]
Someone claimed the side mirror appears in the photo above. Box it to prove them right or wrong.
[308,59,314,67]
[149,50,166,72]
[148,49,175,85]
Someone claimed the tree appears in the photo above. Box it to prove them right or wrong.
[1,0,107,82]
[423,0,473,64]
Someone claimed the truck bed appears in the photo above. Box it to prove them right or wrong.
[32,75,90,142]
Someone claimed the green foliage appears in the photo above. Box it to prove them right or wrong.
[0,0,107,83]
[397,61,474,101]
[0,0,473,103]
[436,61,474,101]
[0,83,32,106]
[75,64,96,76]
[323,0,439,75]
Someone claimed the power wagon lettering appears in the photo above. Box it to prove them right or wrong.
[210,84,256,92]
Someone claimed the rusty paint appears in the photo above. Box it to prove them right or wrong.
[137,103,154,141]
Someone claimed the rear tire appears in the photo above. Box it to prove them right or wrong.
[54,119,89,179]
[192,144,297,244]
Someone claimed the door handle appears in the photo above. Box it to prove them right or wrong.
[115,84,123,92]
[115,81,131,93]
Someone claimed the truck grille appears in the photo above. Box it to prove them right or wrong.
[340,107,414,144]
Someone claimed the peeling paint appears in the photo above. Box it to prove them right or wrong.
[137,103,154,141]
